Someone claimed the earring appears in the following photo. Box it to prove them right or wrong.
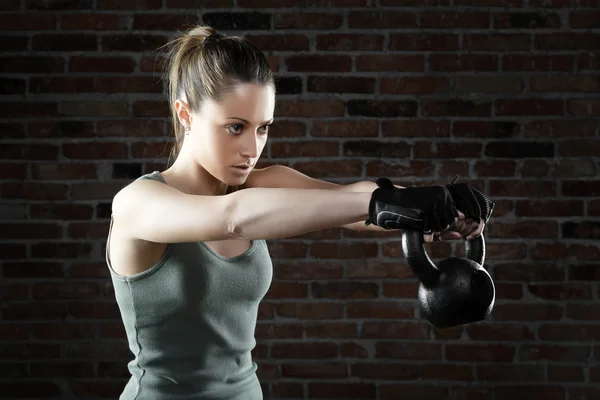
[185,126,190,135]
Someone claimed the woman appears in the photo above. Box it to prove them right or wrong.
[105,25,492,400]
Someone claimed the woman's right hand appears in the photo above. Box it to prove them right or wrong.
[365,177,460,234]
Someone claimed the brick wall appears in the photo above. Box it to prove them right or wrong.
[2,1,600,399]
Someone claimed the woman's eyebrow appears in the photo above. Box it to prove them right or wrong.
[226,117,274,125]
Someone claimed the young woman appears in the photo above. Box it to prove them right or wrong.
[105,25,492,400]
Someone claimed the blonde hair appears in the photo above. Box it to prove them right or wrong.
[158,25,274,165]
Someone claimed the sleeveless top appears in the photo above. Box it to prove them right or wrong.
[105,171,273,400]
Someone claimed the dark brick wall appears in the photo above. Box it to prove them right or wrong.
[1,1,599,399]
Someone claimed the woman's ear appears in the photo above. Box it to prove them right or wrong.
[175,99,192,128]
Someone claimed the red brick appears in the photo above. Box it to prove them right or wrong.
[2,183,68,201]
[340,343,369,358]
[62,143,128,160]
[490,180,556,197]
[381,385,449,400]
[536,33,600,50]
[348,11,417,28]
[275,302,344,319]
[532,242,600,261]
[352,363,421,380]
[95,77,162,93]
[32,362,94,378]
[380,0,449,4]
[559,139,600,157]
[308,76,375,94]
[308,383,375,399]
[390,34,458,50]
[317,34,383,51]
[0,284,28,301]
[347,301,414,319]
[568,99,600,116]
[0,13,55,30]
[539,324,600,341]
[477,365,544,382]
[274,12,342,29]
[502,54,574,71]
[304,322,358,339]
[555,159,597,178]
[276,100,345,117]
[361,322,429,339]
[446,344,515,362]
[97,0,162,8]
[590,200,600,216]
[255,323,303,339]
[496,99,564,116]
[421,11,489,28]
[375,342,442,360]
[455,0,522,4]
[1,144,58,161]
[494,386,564,400]
[423,100,491,116]
[533,75,600,92]
[439,160,469,178]
[346,260,413,279]
[356,54,424,72]
[494,12,562,29]
[382,120,450,137]
[525,120,596,138]
[423,364,473,380]
[520,344,591,362]
[271,342,338,359]
[0,323,30,342]
[577,53,600,70]
[563,180,600,196]
[465,34,530,51]
[311,282,379,299]
[69,56,134,73]
[567,304,600,321]
[270,141,339,158]
[271,382,304,398]
[493,303,563,322]
[548,366,584,382]
[167,0,231,6]
[30,77,94,93]
[1,0,20,9]
[273,261,343,280]
[133,100,169,117]
[61,13,125,30]
[467,323,535,341]
[286,55,352,72]
[282,362,347,379]
[414,141,483,158]
[246,34,309,51]
[454,76,523,93]
[516,200,583,217]
[381,76,449,94]
[430,54,498,71]
[487,221,558,239]
[475,160,516,177]
[311,120,377,138]
[529,283,592,300]
[132,13,197,30]
[0,382,61,398]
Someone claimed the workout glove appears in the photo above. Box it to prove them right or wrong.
[365,177,459,233]
[445,176,495,224]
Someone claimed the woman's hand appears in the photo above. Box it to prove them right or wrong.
[423,211,485,243]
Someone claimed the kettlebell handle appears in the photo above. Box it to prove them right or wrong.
[401,230,486,288]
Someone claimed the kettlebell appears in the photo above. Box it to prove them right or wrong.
[401,228,495,329]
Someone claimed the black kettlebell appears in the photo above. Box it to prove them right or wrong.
[401,229,495,329]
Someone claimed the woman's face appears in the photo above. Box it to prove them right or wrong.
[189,83,275,186]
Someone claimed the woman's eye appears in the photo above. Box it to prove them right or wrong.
[259,124,271,134]
[227,124,243,135]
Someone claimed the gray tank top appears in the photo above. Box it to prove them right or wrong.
[105,171,273,400]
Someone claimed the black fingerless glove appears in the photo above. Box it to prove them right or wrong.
[445,176,495,223]
[365,177,459,233]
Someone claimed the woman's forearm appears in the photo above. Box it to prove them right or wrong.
[228,187,372,239]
